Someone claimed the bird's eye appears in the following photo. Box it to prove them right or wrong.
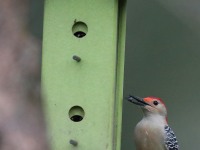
[153,101,159,106]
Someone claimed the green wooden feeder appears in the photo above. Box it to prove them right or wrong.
[42,0,127,149]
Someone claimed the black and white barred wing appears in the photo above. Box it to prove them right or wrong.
[164,125,179,150]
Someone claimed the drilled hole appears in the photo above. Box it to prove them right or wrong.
[72,21,88,38]
[71,115,83,122]
[69,106,85,122]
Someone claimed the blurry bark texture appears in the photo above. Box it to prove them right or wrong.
[0,1,49,150]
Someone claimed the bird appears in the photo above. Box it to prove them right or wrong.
[126,95,179,150]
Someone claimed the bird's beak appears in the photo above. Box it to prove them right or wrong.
[126,95,150,106]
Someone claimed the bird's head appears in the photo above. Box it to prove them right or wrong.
[126,95,167,118]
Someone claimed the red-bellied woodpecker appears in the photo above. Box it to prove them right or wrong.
[126,95,179,150]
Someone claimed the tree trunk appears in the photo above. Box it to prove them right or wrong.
[0,1,49,150]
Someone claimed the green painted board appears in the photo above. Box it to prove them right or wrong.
[42,0,126,149]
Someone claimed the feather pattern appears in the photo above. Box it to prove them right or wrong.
[164,125,179,150]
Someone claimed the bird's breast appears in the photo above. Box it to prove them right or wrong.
[134,120,166,150]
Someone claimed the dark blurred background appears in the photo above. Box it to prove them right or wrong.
[29,0,44,39]
[31,0,200,150]
[122,0,200,150]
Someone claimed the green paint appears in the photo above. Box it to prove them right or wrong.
[42,0,126,149]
